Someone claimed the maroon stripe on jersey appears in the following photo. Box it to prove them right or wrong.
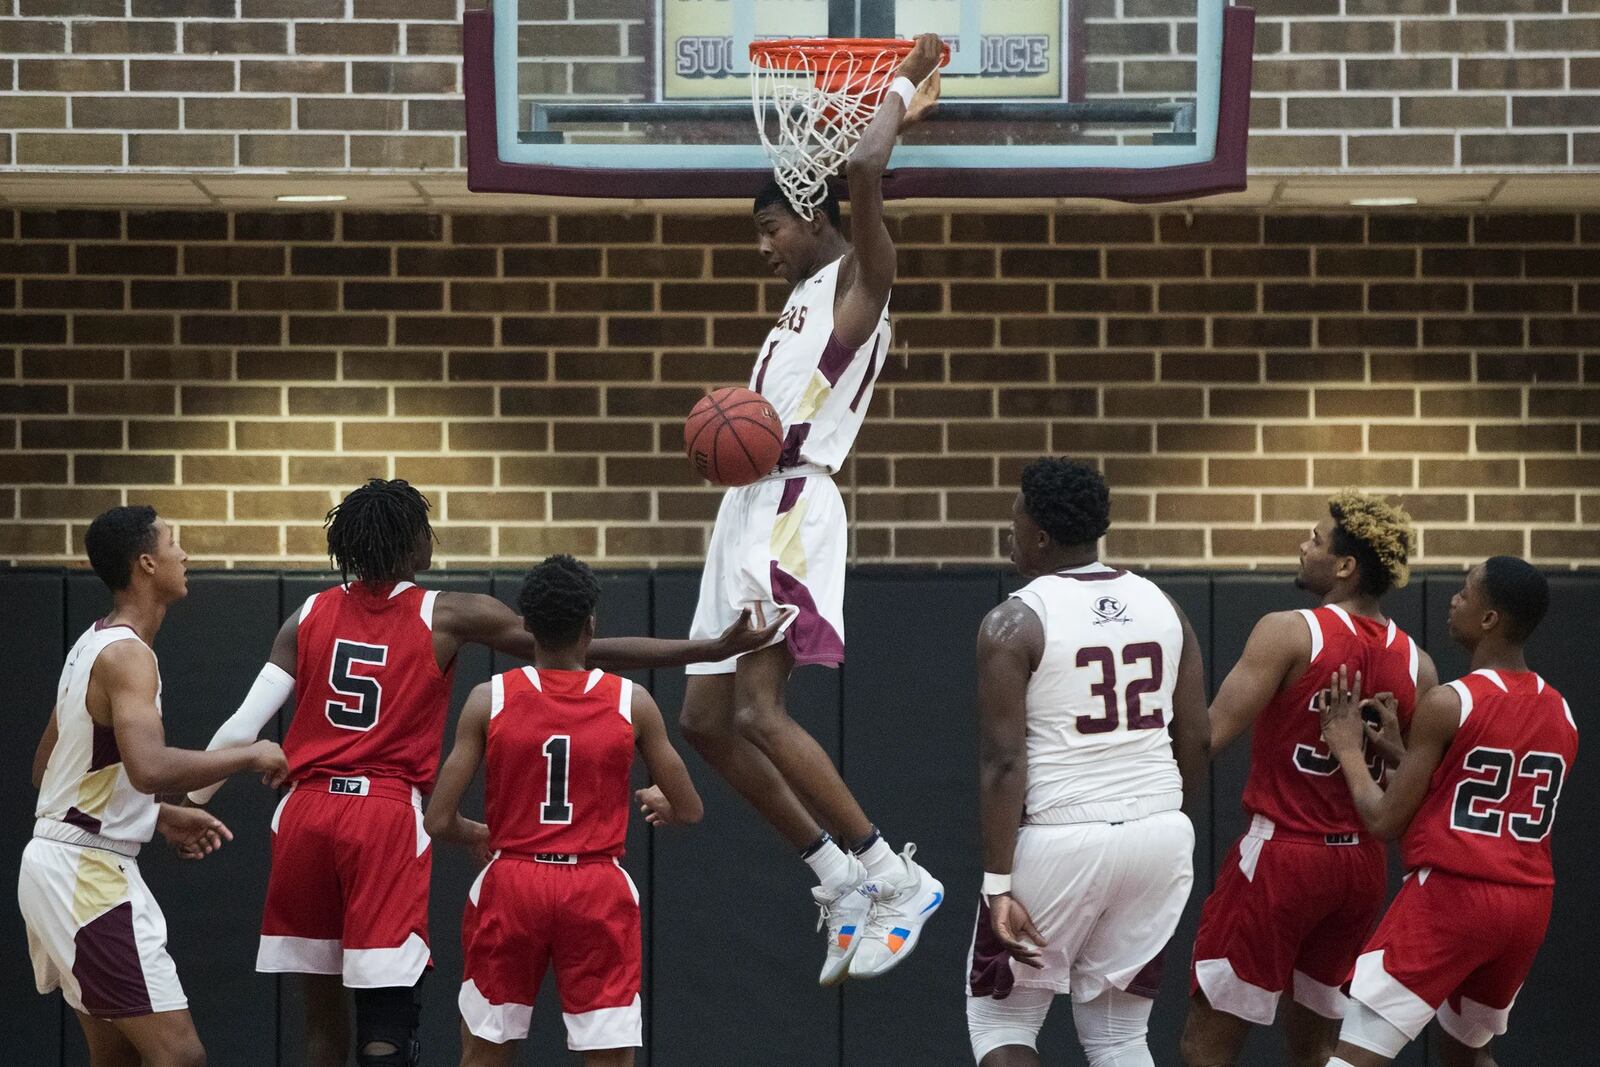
[73,901,153,1018]
[64,807,103,834]
[769,563,844,667]
[967,897,1018,1000]
[1055,567,1127,581]
[817,332,856,387]
[1127,948,1165,998]
[777,477,805,516]
[89,720,121,773]
[847,336,883,413]
[778,423,810,470]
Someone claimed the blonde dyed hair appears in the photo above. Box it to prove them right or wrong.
[1328,490,1416,592]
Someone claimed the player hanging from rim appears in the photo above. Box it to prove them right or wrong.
[187,480,779,1067]
[1317,557,1573,1067]
[1182,492,1439,1067]
[968,460,1210,1067]
[426,554,704,1067]
[21,506,288,1067]
[677,33,947,986]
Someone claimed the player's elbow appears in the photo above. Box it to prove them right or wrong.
[422,807,451,840]
[845,154,885,183]
[679,794,705,825]
[121,759,163,796]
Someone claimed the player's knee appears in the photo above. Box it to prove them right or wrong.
[353,984,421,1067]
[1178,1024,1230,1067]
[968,990,1050,1064]
[730,699,786,749]
[678,702,726,746]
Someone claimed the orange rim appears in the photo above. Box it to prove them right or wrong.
[748,37,949,74]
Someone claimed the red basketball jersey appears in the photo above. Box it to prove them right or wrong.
[484,667,635,858]
[1403,670,1577,886]
[1241,605,1421,835]
[285,581,454,792]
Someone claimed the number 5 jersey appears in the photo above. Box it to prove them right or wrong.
[285,580,454,791]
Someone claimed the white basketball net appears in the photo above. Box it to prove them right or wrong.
[749,43,904,221]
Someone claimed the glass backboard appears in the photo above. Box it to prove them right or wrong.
[463,0,1254,201]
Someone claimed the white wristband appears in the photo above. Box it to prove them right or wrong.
[886,76,916,111]
[981,871,1012,897]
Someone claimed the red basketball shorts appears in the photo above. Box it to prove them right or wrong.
[1191,814,1387,1025]
[1349,867,1552,1049]
[458,854,642,1050]
[256,777,432,987]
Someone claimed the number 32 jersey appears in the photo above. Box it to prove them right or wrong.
[284,580,454,792]
[1009,564,1185,816]
[484,667,635,858]
[1404,669,1576,886]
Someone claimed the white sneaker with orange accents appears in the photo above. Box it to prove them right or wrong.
[813,871,872,986]
[847,843,944,979]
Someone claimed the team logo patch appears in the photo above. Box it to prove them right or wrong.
[1090,596,1131,626]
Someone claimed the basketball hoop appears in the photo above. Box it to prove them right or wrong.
[748,38,948,221]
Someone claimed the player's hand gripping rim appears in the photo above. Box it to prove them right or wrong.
[988,892,1047,969]
[894,34,943,129]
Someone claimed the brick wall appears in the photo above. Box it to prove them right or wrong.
[2,205,1597,570]
[3,1,1600,172]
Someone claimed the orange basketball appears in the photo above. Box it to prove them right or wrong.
[684,387,784,487]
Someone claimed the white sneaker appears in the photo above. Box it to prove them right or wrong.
[847,843,945,979]
[813,866,872,987]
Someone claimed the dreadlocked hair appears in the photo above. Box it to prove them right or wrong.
[1020,457,1111,547]
[1328,489,1415,597]
[518,554,601,649]
[325,479,434,585]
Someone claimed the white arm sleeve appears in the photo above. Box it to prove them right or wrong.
[187,663,295,804]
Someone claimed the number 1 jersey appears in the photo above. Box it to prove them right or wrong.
[484,666,635,858]
[284,580,455,792]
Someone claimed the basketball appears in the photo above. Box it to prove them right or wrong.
[684,387,784,487]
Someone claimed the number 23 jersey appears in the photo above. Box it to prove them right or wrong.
[285,580,455,792]
[1403,669,1576,886]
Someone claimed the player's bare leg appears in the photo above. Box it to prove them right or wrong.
[94,1009,206,1067]
[75,1012,141,1067]
[1179,990,1251,1066]
[459,1026,516,1067]
[980,1046,1042,1066]
[730,643,873,844]
[301,974,351,1067]
[679,672,827,849]
[1283,999,1339,1067]
[1434,1027,1497,1067]
[581,1049,634,1067]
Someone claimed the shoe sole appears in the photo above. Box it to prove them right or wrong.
[848,880,945,980]
[818,934,862,987]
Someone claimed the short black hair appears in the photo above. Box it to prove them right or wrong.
[325,479,433,585]
[1019,458,1111,547]
[518,554,601,649]
[1481,555,1549,643]
[754,178,841,229]
[85,506,160,591]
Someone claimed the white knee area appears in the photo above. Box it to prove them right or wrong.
[1338,999,1409,1059]
[1071,987,1154,1067]
[1327,1059,1360,1066]
[967,988,1052,1064]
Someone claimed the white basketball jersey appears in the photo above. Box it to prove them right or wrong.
[1010,564,1185,816]
[749,255,891,474]
[36,622,161,845]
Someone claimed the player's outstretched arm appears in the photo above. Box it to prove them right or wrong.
[1208,610,1306,753]
[1166,596,1211,817]
[32,706,60,789]
[1321,665,1460,839]
[423,683,491,863]
[188,611,299,804]
[833,33,943,348]
[435,591,783,670]
[101,642,289,795]
[631,686,703,827]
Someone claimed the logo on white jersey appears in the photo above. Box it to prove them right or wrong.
[1091,596,1131,626]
